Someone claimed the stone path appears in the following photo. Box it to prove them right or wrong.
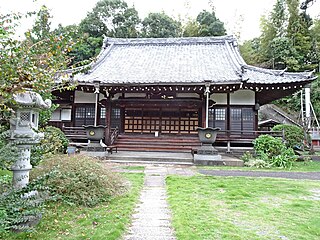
[124,165,176,240]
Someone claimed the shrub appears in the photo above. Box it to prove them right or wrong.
[253,134,297,168]
[0,172,53,232]
[272,124,304,149]
[31,126,69,166]
[30,155,127,207]
[254,135,285,158]
[41,126,69,154]
[244,159,271,168]
[241,151,254,163]
[0,126,18,170]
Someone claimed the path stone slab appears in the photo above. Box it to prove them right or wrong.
[124,166,176,240]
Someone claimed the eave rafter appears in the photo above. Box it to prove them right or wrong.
[75,83,243,95]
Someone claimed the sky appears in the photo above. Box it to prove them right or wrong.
[1,0,320,41]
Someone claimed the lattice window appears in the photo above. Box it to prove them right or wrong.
[231,109,242,121]
[100,107,106,119]
[215,109,226,121]
[20,112,31,124]
[242,108,254,121]
[86,107,95,118]
[75,107,86,118]
[112,108,121,118]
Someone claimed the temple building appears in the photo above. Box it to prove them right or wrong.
[50,36,316,151]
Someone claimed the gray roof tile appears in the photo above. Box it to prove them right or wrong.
[72,36,315,85]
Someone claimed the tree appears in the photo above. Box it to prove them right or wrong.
[141,12,181,38]
[0,7,73,119]
[182,19,200,37]
[310,19,320,66]
[239,38,263,65]
[74,0,140,63]
[286,0,314,71]
[259,0,288,67]
[79,0,140,38]
[256,0,316,71]
[269,37,299,70]
[196,10,226,37]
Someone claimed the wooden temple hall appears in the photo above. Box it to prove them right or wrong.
[51,36,316,152]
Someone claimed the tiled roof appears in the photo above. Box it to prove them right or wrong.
[72,36,315,85]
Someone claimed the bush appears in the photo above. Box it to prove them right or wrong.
[244,159,271,168]
[253,135,297,168]
[272,124,304,149]
[0,126,18,170]
[0,172,53,232]
[41,126,69,154]
[30,155,127,207]
[31,126,69,166]
[240,151,254,163]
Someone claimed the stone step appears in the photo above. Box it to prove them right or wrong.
[104,151,194,164]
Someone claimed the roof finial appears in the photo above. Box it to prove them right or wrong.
[279,67,288,76]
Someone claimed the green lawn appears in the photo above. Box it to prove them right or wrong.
[199,161,320,172]
[167,175,320,240]
[1,173,144,240]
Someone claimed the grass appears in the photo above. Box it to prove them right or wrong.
[1,173,144,240]
[167,175,320,240]
[198,160,320,172]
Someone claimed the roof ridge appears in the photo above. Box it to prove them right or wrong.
[103,35,237,46]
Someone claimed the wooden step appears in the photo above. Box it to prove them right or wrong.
[114,134,201,153]
[115,141,200,146]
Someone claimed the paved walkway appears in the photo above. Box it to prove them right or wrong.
[124,166,177,240]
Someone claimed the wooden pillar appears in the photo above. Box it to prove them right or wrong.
[227,93,231,138]
[105,97,112,145]
[254,93,259,133]
[93,81,100,127]
[71,90,76,127]
[201,101,206,127]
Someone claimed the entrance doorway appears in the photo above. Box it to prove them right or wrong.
[124,107,199,135]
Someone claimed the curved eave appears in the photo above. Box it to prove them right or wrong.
[253,79,314,105]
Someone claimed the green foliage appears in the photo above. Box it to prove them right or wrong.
[0,125,18,170]
[30,155,127,207]
[240,151,254,163]
[141,12,181,38]
[0,124,69,170]
[269,37,300,70]
[80,0,140,38]
[250,0,319,72]
[0,7,74,120]
[239,38,263,65]
[30,126,69,166]
[41,126,69,154]
[0,173,144,239]
[272,124,304,149]
[182,19,200,37]
[0,171,54,233]
[253,134,297,168]
[196,10,226,37]
[244,159,271,168]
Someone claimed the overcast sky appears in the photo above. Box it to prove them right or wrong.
[1,0,319,41]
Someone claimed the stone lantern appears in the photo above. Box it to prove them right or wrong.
[8,90,51,189]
